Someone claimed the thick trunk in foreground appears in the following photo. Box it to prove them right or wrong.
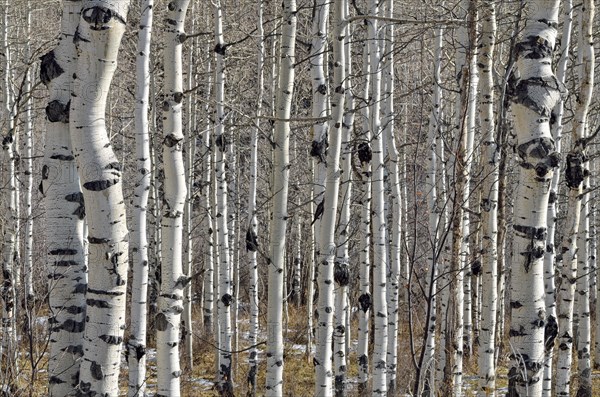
[70,2,131,394]
[40,1,87,394]
[507,2,561,395]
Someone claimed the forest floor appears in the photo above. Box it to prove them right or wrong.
[8,305,600,396]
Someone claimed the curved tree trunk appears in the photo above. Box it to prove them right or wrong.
[156,1,190,395]
[70,1,131,394]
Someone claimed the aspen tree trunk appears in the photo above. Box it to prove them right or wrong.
[70,1,131,395]
[0,0,17,384]
[315,0,346,394]
[39,1,87,393]
[333,1,353,392]
[156,0,190,395]
[418,20,443,396]
[507,2,561,395]
[356,41,372,395]
[23,0,34,303]
[127,1,153,395]
[366,2,388,394]
[246,1,263,394]
[555,2,594,393]
[443,4,476,395]
[213,1,233,393]
[382,2,400,394]
[202,57,214,333]
[477,2,498,394]
[574,3,594,395]
[542,2,571,394]
[183,0,197,369]
[265,0,296,394]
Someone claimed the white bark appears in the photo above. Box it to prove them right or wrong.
[382,2,400,394]
[356,41,371,395]
[213,1,233,393]
[315,0,346,394]
[507,2,561,395]
[23,0,34,303]
[477,2,498,394]
[70,2,131,395]
[265,0,296,393]
[246,1,263,393]
[542,1,572,394]
[156,1,190,395]
[367,1,388,394]
[40,1,87,393]
[127,1,153,395]
[1,0,17,384]
[421,21,443,396]
[574,3,594,395]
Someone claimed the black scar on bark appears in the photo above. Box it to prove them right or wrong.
[49,248,78,256]
[214,43,227,56]
[316,83,327,95]
[246,227,258,252]
[60,319,85,333]
[357,142,372,166]
[311,132,328,164]
[334,262,350,286]
[134,344,146,361]
[83,179,119,191]
[221,293,233,307]
[513,225,546,240]
[99,335,123,345]
[471,260,482,276]
[216,134,228,152]
[50,153,74,161]
[86,299,110,308]
[46,100,70,123]
[164,133,182,148]
[105,162,122,171]
[73,26,89,45]
[40,51,64,86]
[88,237,110,244]
[516,35,553,60]
[565,152,585,189]
[90,361,103,380]
[83,6,126,31]
[66,192,86,219]
[358,293,372,313]
[155,312,169,331]
[544,315,558,352]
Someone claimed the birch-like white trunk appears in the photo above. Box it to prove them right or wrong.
[213,1,233,393]
[507,2,561,395]
[23,0,34,303]
[382,2,400,394]
[367,2,388,393]
[265,0,296,394]
[574,3,594,395]
[246,1,263,394]
[420,21,443,396]
[356,41,372,395]
[477,2,498,394]
[70,2,131,394]
[315,0,345,394]
[127,1,153,395]
[156,1,190,395]
[1,0,17,384]
[542,2,572,394]
[40,1,87,393]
